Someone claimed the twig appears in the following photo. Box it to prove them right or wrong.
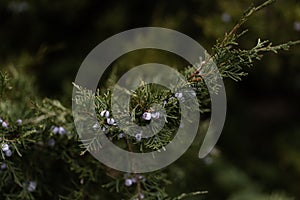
[220,0,276,47]
[257,40,300,53]
[125,137,143,200]
[174,191,208,200]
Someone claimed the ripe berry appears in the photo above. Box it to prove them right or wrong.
[16,119,22,125]
[118,133,125,139]
[48,139,56,147]
[124,178,133,187]
[142,112,151,120]
[52,126,59,134]
[27,181,37,192]
[93,123,99,130]
[135,133,142,141]
[151,112,160,119]
[1,143,9,152]
[2,121,8,128]
[175,92,183,98]
[101,110,110,118]
[0,163,7,170]
[106,118,115,125]
[5,149,12,157]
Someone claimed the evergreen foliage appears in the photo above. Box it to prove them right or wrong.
[0,0,299,199]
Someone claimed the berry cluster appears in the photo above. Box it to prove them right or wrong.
[124,175,146,199]
[1,117,24,159]
[22,181,37,192]
[52,126,67,135]
[95,109,164,143]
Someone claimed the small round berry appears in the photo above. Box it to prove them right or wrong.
[105,111,110,118]
[101,126,107,132]
[135,133,142,142]
[118,133,125,139]
[52,126,59,134]
[80,178,84,185]
[27,181,37,192]
[151,112,160,119]
[0,163,7,170]
[48,139,55,147]
[179,123,184,128]
[203,156,213,165]
[124,178,133,187]
[163,100,167,106]
[100,110,110,118]
[92,123,99,130]
[139,193,145,199]
[142,112,151,120]
[100,110,106,117]
[294,21,300,32]
[131,177,137,183]
[106,118,115,125]
[133,194,145,200]
[175,92,183,98]
[5,149,12,157]
[1,143,9,152]
[58,127,66,135]
[138,175,146,182]
[221,12,231,23]
[16,119,23,125]
[2,121,8,128]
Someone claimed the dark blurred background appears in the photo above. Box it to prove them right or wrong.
[0,0,300,199]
